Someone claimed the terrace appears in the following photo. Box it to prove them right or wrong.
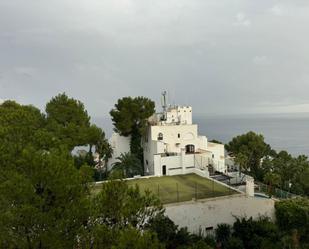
[125,173,239,204]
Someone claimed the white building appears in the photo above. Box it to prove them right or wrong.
[143,105,226,176]
[107,133,130,171]
[108,101,226,176]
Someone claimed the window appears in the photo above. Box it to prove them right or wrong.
[205,226,214,236]
[212,154,214,159]
[146,160,148,165]
[185,144,195,153]
[158,133,163,140]
[178,133,180,138]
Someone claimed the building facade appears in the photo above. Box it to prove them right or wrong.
[108,103,226,176]
[143,105,225,176]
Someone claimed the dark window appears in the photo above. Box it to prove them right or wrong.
[178,133,180,138]
[212,154,214,159]
[185,144,195,153]
[158,133,163,140]
[205,226,214,236]
[146,160,148,165]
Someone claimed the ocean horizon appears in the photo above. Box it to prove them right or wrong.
[92,112,309,157]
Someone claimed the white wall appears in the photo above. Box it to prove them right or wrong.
[207,142,226,173]
[107,133,130,170]
[165,195,275,234]
[161,106,192,125]
[161,155,182,176]
[153,153,201,176]
[150,125,198,153]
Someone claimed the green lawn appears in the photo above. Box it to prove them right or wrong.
[123,173,238,204]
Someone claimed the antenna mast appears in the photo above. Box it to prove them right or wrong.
[161,91,167,121]
[162,91,167,112]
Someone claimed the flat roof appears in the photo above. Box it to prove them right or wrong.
[126,173,238,204]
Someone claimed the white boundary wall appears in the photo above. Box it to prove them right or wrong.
[165,195,276,234]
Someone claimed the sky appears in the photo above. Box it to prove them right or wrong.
[1,0,309,118]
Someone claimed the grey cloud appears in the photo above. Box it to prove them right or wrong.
[0,0,309,117]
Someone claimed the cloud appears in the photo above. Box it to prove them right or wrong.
[234,12,251,27]
[0,98,4,104]
[1,0,309,116]
[252,56,271,66]
[269,5,284,16]
[14,67,37,77]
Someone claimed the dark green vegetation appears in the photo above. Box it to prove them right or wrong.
[112,152,143,178]
[110,96,155,171]
[0,94,217,248]
[214,198,309,249]
[0,93,111,180]
[226,131,309,196]
[125,174,238,204]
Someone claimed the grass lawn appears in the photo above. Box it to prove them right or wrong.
[93,173,238,204]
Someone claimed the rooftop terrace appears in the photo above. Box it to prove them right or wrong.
[126,173,238,204]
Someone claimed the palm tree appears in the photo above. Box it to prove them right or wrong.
[95,134,113,179]
[112,152,142,178]
[234,153,249,177]
[264,172,281,196]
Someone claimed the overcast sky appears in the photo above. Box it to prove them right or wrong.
[1,0,309,118]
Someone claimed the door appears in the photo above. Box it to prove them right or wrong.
[162,165,166,176]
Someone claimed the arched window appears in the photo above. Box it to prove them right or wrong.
[158,132,163,141]
[185,144,195,153]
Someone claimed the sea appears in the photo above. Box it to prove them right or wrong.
[92,113,309,157]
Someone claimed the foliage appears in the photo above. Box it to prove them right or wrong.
[233,153,249,177]
[0,147,92,249]
[110,96,155,164]
[111,227,163,249]
[275,198,309,241]
[261,151,309,195]
[215,223,231,248]
[0,101,46,169]
[146,214,178,246]
[227,132,309,195]
[146,214,215,249]
[263,172,281,196]
[112,152,143,178]
[226,131,272,179]
[232,216,280,249]
[45,93,91,150]
[91,180,163,229]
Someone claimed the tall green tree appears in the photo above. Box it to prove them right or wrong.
[234,153,249,177]
[0,147,92,249]
[275,198,309,247]
[261,151,309,195]
[226,131,272,180]
[0,101,46,170]
[78,180,163,249]
[0,97,169,249]
[45,93,91,150]
[263,172,281,196]
[110,96,155,166]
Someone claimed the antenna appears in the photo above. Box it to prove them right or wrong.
[161,90,167,112]
[161,91,167,121]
